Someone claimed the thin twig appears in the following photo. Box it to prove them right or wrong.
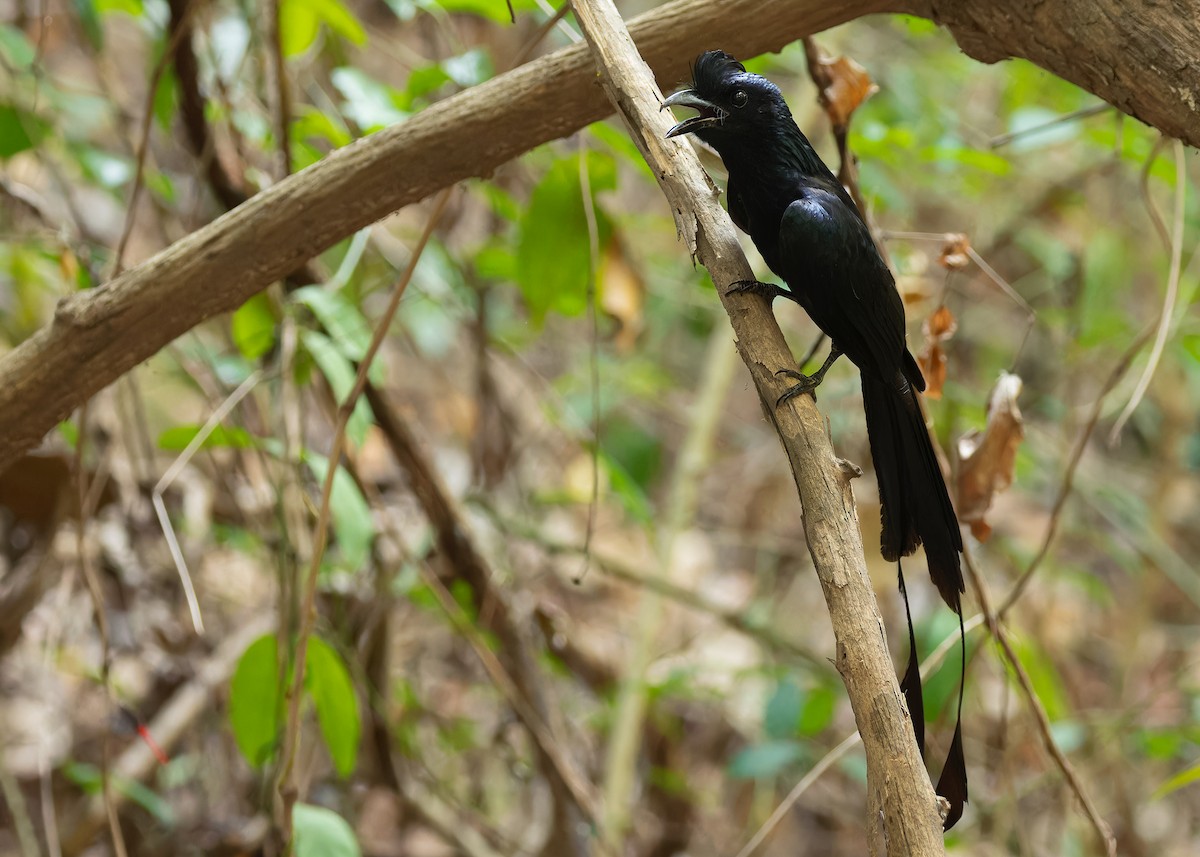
[153,370,265,635]
[478,504,827,669]
[266,0,293,181]
[415,563,604,826]
[275,188,453,845]
[964,546,1116,857]
[735,732,862,857]
[1109,138,1187,444]
[988,103,1110,148]
[111,0,197,277]
[72,407,129,857]
[576,138,602,583]
[599,320,738,849]
[734,614,986,857]
[997,323,1154,618]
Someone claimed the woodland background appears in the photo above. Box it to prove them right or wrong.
[1,0,1199,856]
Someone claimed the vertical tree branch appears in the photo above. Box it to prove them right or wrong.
[568,1,945,853]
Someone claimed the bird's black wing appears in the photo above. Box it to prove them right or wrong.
[774,187,913,388]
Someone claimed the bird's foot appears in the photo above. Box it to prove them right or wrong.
[774,345,842,407]
[725,279,789,303]
[775,368,825,405]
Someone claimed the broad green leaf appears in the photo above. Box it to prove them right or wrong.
[0,25,36,68]
[77,147,133,189]
[432,0,538,22]
[728,740,804,779]
[232,293,278,360]
[294,803,361,857]
[292,286,371,362]
[152,67,179,131]
[442,48,492,87]
[764,678,803,740]
[331,67,407,130]
[70,0,104,49]
[303,450,375,571]
[157,424,257,451]
[229,634,281,767]
[1008,633,1070,721]
[516,152,615,324]
[798,685,837,736]
[299,329,372,447]
[282,0,366,57]
[95,0,143,14]
[0,105,48,159]
[307,637,360,777]
[293,105,353,149]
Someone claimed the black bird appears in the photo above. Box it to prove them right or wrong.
[664,50,967,829]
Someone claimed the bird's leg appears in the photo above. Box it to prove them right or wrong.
[725,279,792,303]
[775,345,842,406]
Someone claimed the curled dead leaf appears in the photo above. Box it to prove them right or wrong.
[804,38,878,131]
[599,238,644,353]
[916,305,958,399]
[956,373,1024,542]
[939,233,971,270]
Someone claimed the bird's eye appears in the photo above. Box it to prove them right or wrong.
[731,90,749,108]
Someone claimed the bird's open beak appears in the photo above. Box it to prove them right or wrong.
[662,89,723,138]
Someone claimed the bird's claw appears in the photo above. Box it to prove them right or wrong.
[775,368,821,405]
[725,280,785,302]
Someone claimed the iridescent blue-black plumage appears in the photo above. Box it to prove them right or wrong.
[665,49,967,829]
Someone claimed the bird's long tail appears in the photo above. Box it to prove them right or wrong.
[861,372,963,611]
[862,371,968,829]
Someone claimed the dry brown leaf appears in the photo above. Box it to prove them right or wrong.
[956,372,1025,542]
[916,305,957,399]
[939,233,971,270]
[599,238,644,353]
[816,54,879,129]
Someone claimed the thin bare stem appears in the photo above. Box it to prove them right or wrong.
[1109,138,1187,444]
[275,188,453,845]
[576,138,603,583]
[988,103,1110,148]
[964,547,1116,857]
[997,323,1154,618]
[111,2,196,277]
[734,614,985,857]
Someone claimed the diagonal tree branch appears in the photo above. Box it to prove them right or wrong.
[568,1,944,854]
[1,0,1196,475]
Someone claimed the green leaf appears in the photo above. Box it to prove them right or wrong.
[0,25,37,69]
[728,740,804,779]
[516,152,615,324]
[299,329,372,447]
[292,285,371,362]
[1008,633,1070,721]
[306,637,360,777]
[331,67,408,130]
[232,293,278,360]
[1153,760,1200,800]
[157,424,257,451]
[293,803,362,857]
[0,105,48,159]
[293,105,353,148]
[303,450,375,571]
[70,0,104,49]
[63,763,175,825]
[282,0,367,57]
[442,48,492,87]
[764,678,803,740]
[798,685,837,736]
[432,0,538,22]
[229,634,282,767]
